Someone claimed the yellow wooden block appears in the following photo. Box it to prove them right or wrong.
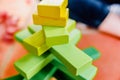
[23,29,50,56]
[33,9,69,26]
[37,0,68,18]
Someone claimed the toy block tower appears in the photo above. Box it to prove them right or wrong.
[5,0,100,80]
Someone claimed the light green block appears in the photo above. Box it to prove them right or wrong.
[51,59,97,80]
[69,29,81,45]
[28,24,42,33]
[15,29,32,43]
[51,44,93,75]
[23,63,57,80]
[65,19,76,33]
[79,65,97,80]
[14,52,54,80]
[23,30,50,56]
[43,19,76,46]
[43,26,69,46]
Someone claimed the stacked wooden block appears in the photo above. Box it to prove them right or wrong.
[6,0,100,80]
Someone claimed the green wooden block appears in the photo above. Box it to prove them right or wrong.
[65,19,76,33]
[69,29,81,45]
[43,19,76,46]
[15,29,32,43]
[14,52,54,80]
[79,65,97,80]
[5,74,23,80]
[23,63,57,80]
[43,26,69,46]
[23,30,50,56]
[50,44,93,75]
[51,59,97,80]
[83,47,101,60]
[28,24,42,33]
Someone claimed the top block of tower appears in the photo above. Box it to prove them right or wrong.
[37,0,68,19]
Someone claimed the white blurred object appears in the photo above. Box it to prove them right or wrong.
[109,4,120,16]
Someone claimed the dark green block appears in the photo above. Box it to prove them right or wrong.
[53,69,75,80]
[83,47,101,60]
[5,74,23,80]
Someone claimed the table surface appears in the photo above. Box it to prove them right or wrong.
[77,23,120,80]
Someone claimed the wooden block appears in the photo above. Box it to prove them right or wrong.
[43,26,69,46]
[79,65,97,80]
[28,24,42,33]
[65,19,76,33]
[37,0,68,18]
[50,44,93,75]
[23,29,50,56]
[43,19,77,46]
[51,59,97,80]
[14,52,54,80]
[15,29,32,43]
[23,63,57,80]
[5,74,23,80]
[83,47,101,60]
[32,9,68,26]
[69,29,81,45]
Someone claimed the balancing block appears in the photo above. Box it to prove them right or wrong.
[32,9,68,27]
[65,19,76,33]
[28,24,42,34]
[83,47,101,60]
[23,63,57,80]
[43,26,69,46]
[51,59,97,80]
[51,44,93,75]
[15,29,32,43]
[69,29,81,45]
[23,29,50,56]
[43,19,77,46]
[37,0,68,19]
[14,52,54,80]
[79,65,97,80]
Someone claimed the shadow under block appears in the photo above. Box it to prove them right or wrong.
[23,63,57,80]
[23,29,50,56]
[37,0,68,18]
[15,29,32,43]
[28,24,42,34]
[51,59,97,80]
[83,47,101,60]
[14,52,54,80]
[32,9,68,26]
[51,44,93,75]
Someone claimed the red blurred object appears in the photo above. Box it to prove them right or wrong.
[0,11,20,43]
[0,12,8,23]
